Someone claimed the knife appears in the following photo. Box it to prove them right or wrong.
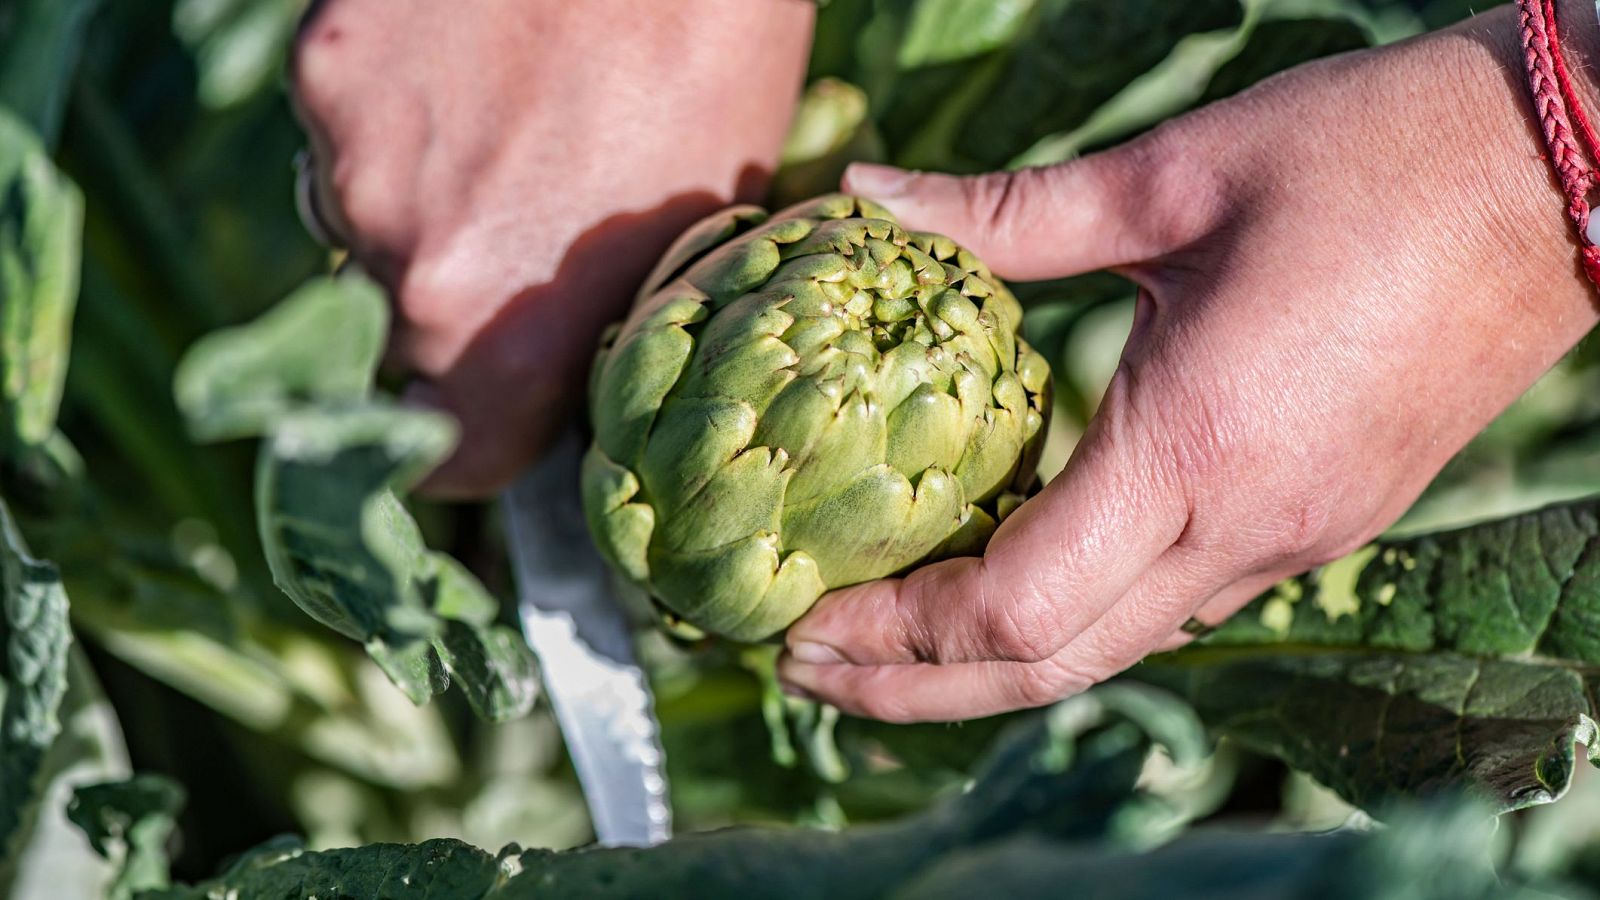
[501,430,672,847]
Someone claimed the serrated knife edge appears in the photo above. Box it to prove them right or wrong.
[502,431,671,847]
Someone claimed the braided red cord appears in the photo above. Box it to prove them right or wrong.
[1520,0,1600,284]
[1543,0,1600,159]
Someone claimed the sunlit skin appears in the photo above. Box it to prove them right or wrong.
[296,1,1600,722]
[292,0,815,497]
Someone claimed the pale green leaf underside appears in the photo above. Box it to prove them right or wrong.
[174,274,387,442]
[255,403,536,723]
[178,272,538,722]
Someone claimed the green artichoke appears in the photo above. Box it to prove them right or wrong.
[582,195,1050,642]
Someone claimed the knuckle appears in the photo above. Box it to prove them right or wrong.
[1010,659,1084,708]
[948,559,1065,664]
[1110,123,1230,255]
[978,596,1063,665]
[958,169,1030,249]
[332,159,401,236]
[900,558,1069,665]
[895,564,967,664]
[292,8,355,110]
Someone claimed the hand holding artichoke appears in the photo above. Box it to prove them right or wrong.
[582,195,1050,642]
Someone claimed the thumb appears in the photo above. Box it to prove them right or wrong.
[842,142,1189,281]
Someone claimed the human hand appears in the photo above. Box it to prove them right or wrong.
[292,0,813,496]
[779,4,1600,722]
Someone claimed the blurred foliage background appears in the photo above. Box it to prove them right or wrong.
[6,0,1600,895]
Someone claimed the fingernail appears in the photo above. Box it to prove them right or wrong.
[790,641,848,665]
[780,680,816,701]
[844,163,914,199]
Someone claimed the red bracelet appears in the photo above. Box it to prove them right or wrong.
[1520,0,1600,284]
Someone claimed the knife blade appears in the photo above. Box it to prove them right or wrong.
[501,431,672,847]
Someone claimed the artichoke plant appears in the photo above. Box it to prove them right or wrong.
[582,195,1050,642]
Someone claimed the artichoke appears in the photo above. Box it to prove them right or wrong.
[582,195,1050,642]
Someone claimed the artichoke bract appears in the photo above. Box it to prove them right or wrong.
[582,195,1050,642]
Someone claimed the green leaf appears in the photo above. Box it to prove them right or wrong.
[1197,17,1372,105]
[174,274,389,442]
[1138,496,1600,813]
[257,405,538,721]
[66,775,184,900]
[0,110,83,448]
[431,619,540,724]
[888,0,1244,169]
[0,496,71,876]
[129,699,1572,900]
[148,837,506,900]
[1138,650,1593,815]
[256,405,455,642]
[147,686,1206,900]
[145,800,1555,900]
[175,270,539,721]
[0,0,102,146]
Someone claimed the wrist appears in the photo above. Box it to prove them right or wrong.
[1421,4,1600,317]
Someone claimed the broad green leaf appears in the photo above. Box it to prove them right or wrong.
[174,274,389,442]
[143,800,1563,900]
[1219,499,1600,659]
[149,837,506,900]
[257,405,538,721]
[144,686,1210,900]
[16,474,463,790]
[1139,496,1600,813]
[1197,17,1371,105]
[0,0,102,146]
[891,0,1244,169]
[126,686,1573,899]
[67,775,184,900]
[176,270,538,720]
[1008,0,1375,166]
[256,405,454,641]
[0,497,71,877]
[1138,651,1593,815]
[0,110,83,448]
[1007,24,1245,167]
